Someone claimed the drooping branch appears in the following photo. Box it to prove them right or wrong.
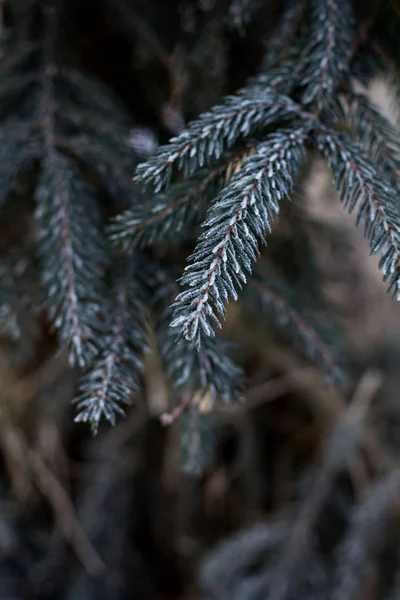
[171,127,308,347]
[74,259,146,433]
[35,5,107,366]
[315,126,400,299]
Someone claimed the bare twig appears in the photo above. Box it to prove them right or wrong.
[0,397,105,577]
[266,370,382,600]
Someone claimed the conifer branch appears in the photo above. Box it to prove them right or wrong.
[35,6,107,367]
[147,263,242,473]
[345,91,400,189]
[302,0,354,109]
[0,8,138,374]
[150,265,243,404]
[56,108,130,152]
[55,135,134,194]
[315,127,400,299]
[2,0,400,455]
[109,147,255,251]
[245,270,344,383]
[73,259,147,434]
[171,127,308,347]
[263,0,307,69]
[35,156,107,366]
[134,85,306,192]
[54,67,131,126]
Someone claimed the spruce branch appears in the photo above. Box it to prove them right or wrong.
[54,135,135,201]
[171,127,308,347]
[57,107,128,145]
[345,91,400,189]
[0,4,139,369]
[302,0,354,109]
[35,7,107,367]
[245,269,344,383]
[263,0,307,69]
[150,265,243,405]
[54,67,131,127]
[147,264,242,473]
[315,127,400,299]
[134,83,306,192]
[73,259,147,434]
[109,146,255,251]
[35,155,107,366]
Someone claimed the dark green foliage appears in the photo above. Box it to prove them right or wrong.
[170,128,308,347]
[117,0,400,382]
[35,156,107,366]
[109,148,250,251]
[346,92,400,189]
[73,258,147,434]
[144,262,243,470]
[301,0,354,109]
[3,0,400,461]
[4,2,400,599]
[315,128,400,298]
[134,77,303,192]
[0,6,136,371]
[145,262,243,404]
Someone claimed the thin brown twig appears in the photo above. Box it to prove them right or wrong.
[0,396,105,577]
[27,449,106,577]
[266,369,382,600]
[216,366,320,413]
[250,341,392,476]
